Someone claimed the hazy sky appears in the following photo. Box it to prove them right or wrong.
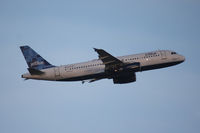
[0,0,200,133]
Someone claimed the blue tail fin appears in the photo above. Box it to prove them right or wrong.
[20,45,55,70]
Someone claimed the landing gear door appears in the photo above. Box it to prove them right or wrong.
[160,51,167,60]
[54,67,60,79]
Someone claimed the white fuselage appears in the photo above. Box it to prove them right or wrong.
[22,50,185,82]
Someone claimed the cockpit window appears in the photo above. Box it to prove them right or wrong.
[171,52,177,55]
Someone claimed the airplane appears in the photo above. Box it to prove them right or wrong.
[20,46,185,84]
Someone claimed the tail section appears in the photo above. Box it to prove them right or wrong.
[20,45,55,70]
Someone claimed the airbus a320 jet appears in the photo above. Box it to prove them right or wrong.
[20,46,185,84]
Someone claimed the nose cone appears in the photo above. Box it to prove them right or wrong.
[179,55,185,63]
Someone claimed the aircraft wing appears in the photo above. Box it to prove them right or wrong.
[94,48,124,68]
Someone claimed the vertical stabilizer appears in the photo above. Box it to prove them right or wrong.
[20,45,55,70]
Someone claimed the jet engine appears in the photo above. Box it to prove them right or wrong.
[113,71,136,84]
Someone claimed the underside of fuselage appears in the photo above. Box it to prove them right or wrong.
[140,60,184,71]
[57,72,107,81]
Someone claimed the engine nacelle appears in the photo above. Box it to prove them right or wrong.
[113,72,136,84]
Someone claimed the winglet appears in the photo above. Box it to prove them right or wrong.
[93,48,98,52]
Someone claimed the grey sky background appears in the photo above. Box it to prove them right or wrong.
[0,0,200,133]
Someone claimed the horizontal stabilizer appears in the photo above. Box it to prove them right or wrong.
[28,68,45,75]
